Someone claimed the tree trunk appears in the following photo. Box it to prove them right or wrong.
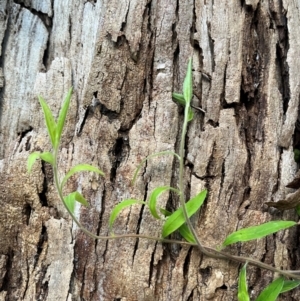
[1,0,300,300]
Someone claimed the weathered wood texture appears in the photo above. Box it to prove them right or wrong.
[1,0,300,300]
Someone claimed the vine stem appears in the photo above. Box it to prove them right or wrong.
[50,100,300,281]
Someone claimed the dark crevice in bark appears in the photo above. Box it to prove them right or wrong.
[35,263,50,300]
[190,0,196,48]
[172,44,180,91]
[145,0,152,33]
[13,0,53,70]
[13,0,52,30]
[186,290,194,301]
[288,226,300,270]
[120,2,129,33]
[293,96,300,149]
[148,242,157,286]
[33,225,47,269]
[42,35,51,71]
[17,126,33,144]
[95,187,106,241]
[207,120,219,128]
[100,238,109,265]
[109,137,125,182]
[79,261,87,300]
[0,251,11,293]
[218,159,226,202]
[77,91,101,135]
[207,21,215,73]
[38,162,49,207]
[183,247,192,281]
[22,260,30,300]
[199,266,212,283]
[0,4,10,124]
[132,204,146,261]
[98,101,120,120]
[85,0,97,4]
[22,203,32,226]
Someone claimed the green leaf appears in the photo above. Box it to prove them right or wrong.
[162,189,207,238]
[222,221,296,248]
[183,58,193,104]
[172,93,186,106]
[38,95,57,147]
[149,186,180,219]
[27,151,41,172]
[56,87,73,145]
[280,280,300,293]
[64,193,76,214]
[39,152,54,166]
[109,199,146,232]
[188,107,194,122]
[160,208,171,217]
[132,151,180,185]
[64,191,89,214]
[160,208,196,242]
[255,277,284,301]
[238,263,250,301]
[178,223,196,243]
[61,164,105,189]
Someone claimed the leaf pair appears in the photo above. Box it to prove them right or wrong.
[28,88,105,215]
[238,263,300,301]
[38,87,73,148]
[109,187,207,243]
[172,58,194,121]
[28,151,54,172]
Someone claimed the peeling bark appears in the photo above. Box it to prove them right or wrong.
[1,1,300,300]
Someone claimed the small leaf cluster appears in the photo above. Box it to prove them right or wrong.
[28,88,104,215]
[238,263,300,301]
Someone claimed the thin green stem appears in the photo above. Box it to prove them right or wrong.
[178,102,223,259]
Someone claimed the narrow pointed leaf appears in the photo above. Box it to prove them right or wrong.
[238,263,250,301]
[109,199,146,231]
[160,208,196,242]
[56,87,73,145]
[132,151,180,185]
[178,223,196,243]
[149,186,180,219]
[64,193,76,214]
[38,95,57,147]
[27,152,41,172]
[162,189,207,238]
[39,152,54,166]
[183,58,193,104]
[61,164,104,189]
[72,191,89,207]
[255,277,284,301]
[172,93,186,106]
[160,208,171,217]
[222,221,296,247]
[280,280,300,293]
[64,191,89,214]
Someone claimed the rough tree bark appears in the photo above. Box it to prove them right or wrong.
[0,0,300,300]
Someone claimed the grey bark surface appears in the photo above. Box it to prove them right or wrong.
[0,1,300,300]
